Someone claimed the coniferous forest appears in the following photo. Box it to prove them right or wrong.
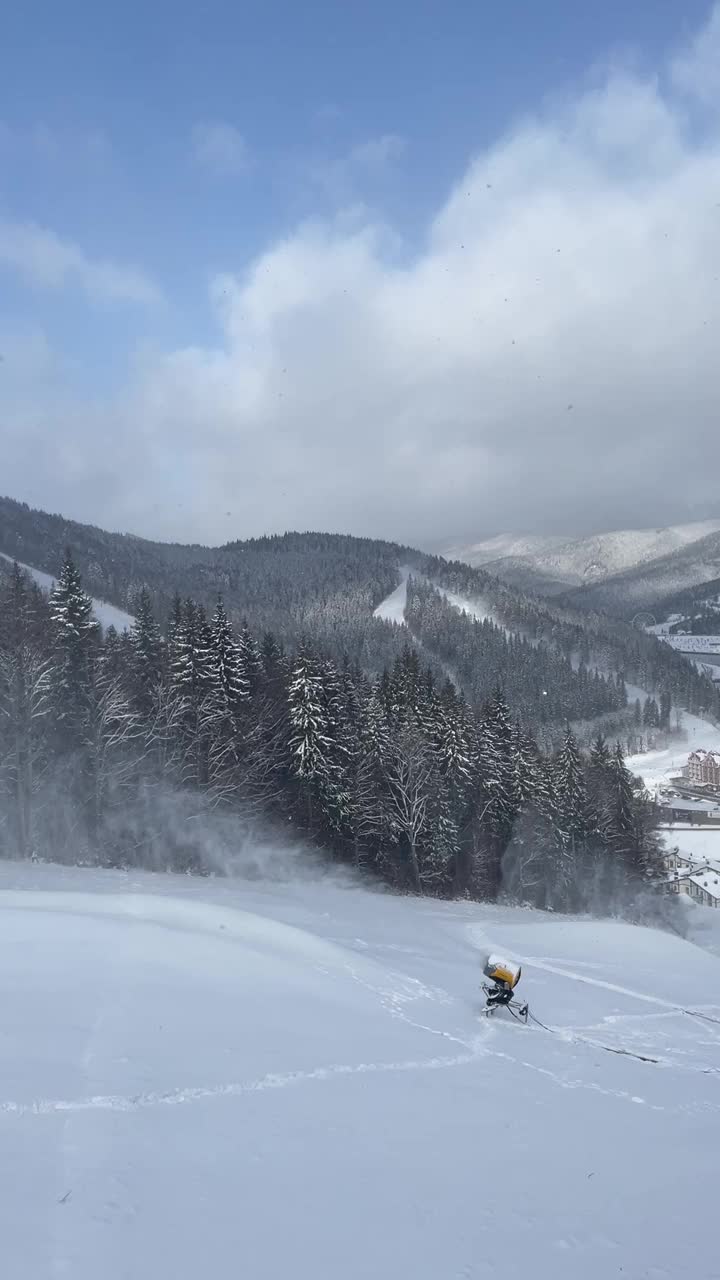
[0,549,668,920]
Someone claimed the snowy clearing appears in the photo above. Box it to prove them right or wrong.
[0,551,135,632]
[1,859,718,1280]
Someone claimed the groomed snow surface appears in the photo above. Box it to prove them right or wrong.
[0,552,134,633]
[2,860,719,1280]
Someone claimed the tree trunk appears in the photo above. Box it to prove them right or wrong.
[406,835,422,892]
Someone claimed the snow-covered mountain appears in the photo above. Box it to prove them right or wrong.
[440,520,720,596]
[2,858,719,1280]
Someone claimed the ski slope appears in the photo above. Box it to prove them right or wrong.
[1,860,718,1280]
[0,551,134,632]
[373,572,500,630]
[373,568,409,623]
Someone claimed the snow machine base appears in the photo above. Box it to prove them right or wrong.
[483,1003,529,1023]
[481,984,529,1023]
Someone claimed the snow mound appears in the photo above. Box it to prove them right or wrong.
[1,861,719,1280]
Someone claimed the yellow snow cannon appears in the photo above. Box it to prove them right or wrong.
[482,954,528,1021]
[483,955,522,989]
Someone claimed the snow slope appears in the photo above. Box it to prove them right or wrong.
[2,860,718,1280]
[0,551,134,632]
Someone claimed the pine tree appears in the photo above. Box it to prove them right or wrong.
[551,726,591,908]
[237,623,263,698]
[129,589,163,717]
[0,566,53,858]
[167,599,213,785]
[208,598,247,709]
[49,550,98,746]
[643,696,660,729]
[474,691,516,899]
[287,649,335,830]
[607,743,639,863]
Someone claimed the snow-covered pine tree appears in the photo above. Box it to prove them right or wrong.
[287,648,335,830]
[643,696,660,729]
[208,598,247,709]
[0,565,53,859]
[607,742,640,864]
[474,690,516,899]
[49,550,99,747]
[167,599,213,785]
[129,589,163,718]
[349,681,393,867]
[551,726,592,909]
[380,722,435,892]
[237,623,263,698]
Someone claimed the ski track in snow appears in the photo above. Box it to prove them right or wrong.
[0,1015,694,1121]
[0,1047,483,1119]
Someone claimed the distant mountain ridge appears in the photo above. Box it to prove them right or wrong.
[561,528,720,617]
[441,520,720,602]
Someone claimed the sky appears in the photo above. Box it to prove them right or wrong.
[1,0,719,549]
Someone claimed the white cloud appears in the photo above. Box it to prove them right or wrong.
[191,121,248,177]
[0,219,160,305]
[4,6,720,544]
[670,4,720,105]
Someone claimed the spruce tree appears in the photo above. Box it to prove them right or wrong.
[237,623,263,697]
[208,598,247,709]
[49,550,98,747]
[129,589,163,717]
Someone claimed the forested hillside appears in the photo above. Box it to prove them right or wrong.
[2,495,717,730]
[417,556,720,723]
[0,554,664,917]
